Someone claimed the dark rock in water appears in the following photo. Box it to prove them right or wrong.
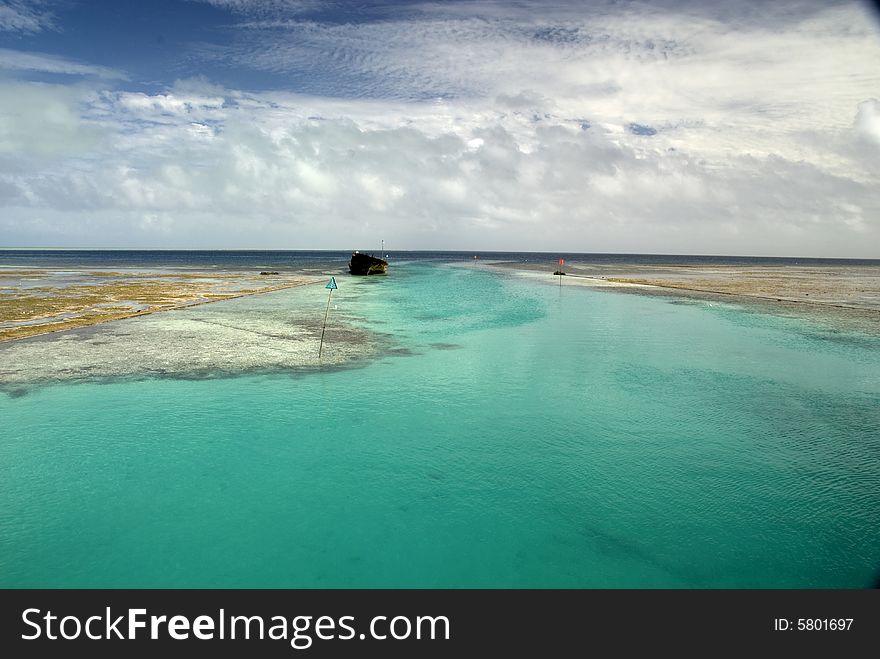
[260,271,280,275]
[349,251,388,275]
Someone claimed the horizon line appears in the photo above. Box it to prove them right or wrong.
[0,247,878,261]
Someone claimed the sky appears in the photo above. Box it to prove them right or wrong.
[0,0,879,256]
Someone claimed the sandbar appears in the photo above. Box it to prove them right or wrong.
[490,258,880,336]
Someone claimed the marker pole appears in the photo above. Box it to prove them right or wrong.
[319,287,333,359]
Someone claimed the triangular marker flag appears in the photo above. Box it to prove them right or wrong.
[326,277,338,290]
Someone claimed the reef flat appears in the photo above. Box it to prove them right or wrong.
[0,281,385,393]
[0,269,319,342]
[491,259,880,336]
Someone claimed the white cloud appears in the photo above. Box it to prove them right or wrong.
[190,0,326,18]
[0,81,102,156]
[855,98,880,145]
[117,92,226,118]
[0,0,53,33]
[1,82,877,255]
[0,48,127,79]
[191,2,880,170]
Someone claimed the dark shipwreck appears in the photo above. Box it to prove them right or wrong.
[348,251,388,275]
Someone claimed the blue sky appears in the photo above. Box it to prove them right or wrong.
[1,1,432,93]
[1,0,879,255]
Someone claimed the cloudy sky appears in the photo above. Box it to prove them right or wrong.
[0,0,879,256]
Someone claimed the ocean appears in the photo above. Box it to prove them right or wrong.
[1,252,878,587]
[3,248,880,271]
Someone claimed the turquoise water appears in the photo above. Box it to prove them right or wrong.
[2,262,879,587]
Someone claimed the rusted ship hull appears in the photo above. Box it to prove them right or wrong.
[348,251,388,275]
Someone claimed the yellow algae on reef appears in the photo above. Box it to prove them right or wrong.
[0,270,322,342]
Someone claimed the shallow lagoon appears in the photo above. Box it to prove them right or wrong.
[1,262,878,587]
